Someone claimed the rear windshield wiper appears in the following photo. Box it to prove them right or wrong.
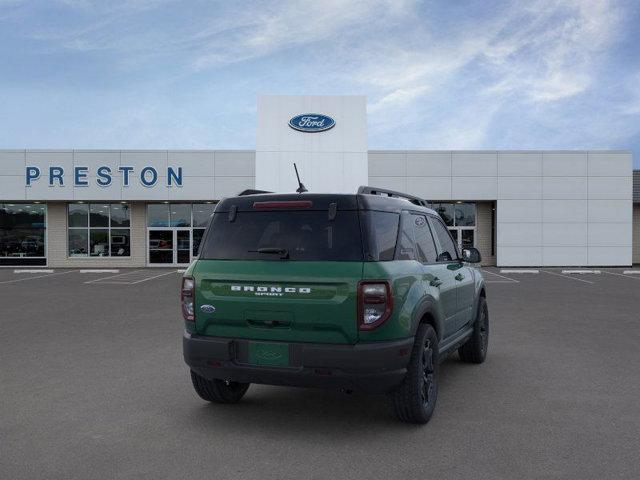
[248,247,290,259]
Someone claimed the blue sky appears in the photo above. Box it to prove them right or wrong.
[1,0,639,167]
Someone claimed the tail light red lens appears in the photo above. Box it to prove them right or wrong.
[357,281,393,330]
[181,276,195,321]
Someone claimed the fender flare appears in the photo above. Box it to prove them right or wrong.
[410,295,444,340]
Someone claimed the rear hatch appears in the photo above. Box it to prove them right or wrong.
[193,195,364,344]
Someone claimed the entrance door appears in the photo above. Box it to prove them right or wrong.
[148,229,192,266]
[448,228,475,251]
[176,229,191,265]
[149,230,174,264]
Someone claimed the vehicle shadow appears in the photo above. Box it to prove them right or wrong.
[178,356,468,436]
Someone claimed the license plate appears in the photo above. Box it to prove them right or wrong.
[248,342,290,367]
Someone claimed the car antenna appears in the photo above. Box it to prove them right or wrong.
[293,163,308,193]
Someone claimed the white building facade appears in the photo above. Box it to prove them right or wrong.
[0,95,636,267]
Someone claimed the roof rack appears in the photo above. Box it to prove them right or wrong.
[238,189,273,196]
[357,186,429,207]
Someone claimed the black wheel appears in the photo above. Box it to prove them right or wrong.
[391,324,438,424]
[190,370,250,404]
[458,296,489,364]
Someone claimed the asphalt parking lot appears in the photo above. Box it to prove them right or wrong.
[1,267,640,479]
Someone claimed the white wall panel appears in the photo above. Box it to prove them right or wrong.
[0,150,25,176]
[588,246,632,266]
[215,151,254,177]
[587,176,632,199]
[451,177,497,200]
[498,177,542,199]
[497,152,542,176]
[369,153,406,176]
[26,180,73,200]
[168,151,215,177]
[497,200,542,223]
[542,199,587,223]
[542,152,587,176]
[588,152,631,176]
[0,176,26,199]
[497,246,542,266]
[73,178,122,201]
[407,152,451,176]
[587,223,631,247]
[406,177,451,200]
[497,223,542,246]
[588,199,631,223]
[543,177,587,199]
[543,247,587,266]
[543,223,587,246]
[452,152,497,177]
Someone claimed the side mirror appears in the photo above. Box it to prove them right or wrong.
[461,247,481,264]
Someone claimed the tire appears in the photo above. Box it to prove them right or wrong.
[190,370,250,404]
[458,296,489,364]
[391,324,438,424]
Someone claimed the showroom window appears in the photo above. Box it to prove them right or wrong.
[427,202,476,250]
[68,203,131,257]
[0,203,47,266]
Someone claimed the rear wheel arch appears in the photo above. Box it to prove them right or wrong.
[419,311,441,341]
[411,298,442,340]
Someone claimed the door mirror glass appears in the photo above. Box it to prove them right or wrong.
[461,247,481,263]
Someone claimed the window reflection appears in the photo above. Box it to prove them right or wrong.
[0,203,46,259]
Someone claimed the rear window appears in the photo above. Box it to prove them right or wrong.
[199,211,363,261]
[360,211,400,261]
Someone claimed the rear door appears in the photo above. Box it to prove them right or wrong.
[193,206,363,344]
[427,215,468,335]
[411,213,457,337]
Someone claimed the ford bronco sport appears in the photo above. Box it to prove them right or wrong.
[182,187,488,423]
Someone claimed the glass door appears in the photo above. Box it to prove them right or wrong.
[176,229,191,265]
[149,230,174,264]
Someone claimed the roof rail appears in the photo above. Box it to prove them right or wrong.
[237,189,272,196]
[357,186,429,207]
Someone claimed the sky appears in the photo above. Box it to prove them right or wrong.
[0,0,639,168]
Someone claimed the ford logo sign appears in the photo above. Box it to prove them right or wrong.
[288,114,335,133]
[200,304,216,314]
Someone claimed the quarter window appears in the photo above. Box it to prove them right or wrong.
[68,203,131,257]
[429,216,458,262]
[412,214,438,263]
[396,213,416,261]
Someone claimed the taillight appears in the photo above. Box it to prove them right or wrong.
[181,276,195,321]
[358,281,393,330]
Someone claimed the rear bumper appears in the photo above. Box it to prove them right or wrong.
[183,332,413,394]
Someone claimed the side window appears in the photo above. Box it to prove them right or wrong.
[412,214,438,263]
[429,216,458,262]
[396,213,416,260]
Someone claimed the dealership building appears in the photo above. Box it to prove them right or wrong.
[0,95,638,268]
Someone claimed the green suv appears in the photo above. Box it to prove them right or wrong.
[182,187,488,423]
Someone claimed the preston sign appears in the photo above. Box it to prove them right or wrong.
[288,114,335,133]
[24,165,183,188]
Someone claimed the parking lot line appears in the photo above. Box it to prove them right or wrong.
[0,270,74,285]
[83,270,145,284]
[603,271,640,281]
[541,270,594,284]
[500,269,539,274]
[79,269,120,273]
[14,269,54,273]
[129,270,179,284]
[481,269,519,283]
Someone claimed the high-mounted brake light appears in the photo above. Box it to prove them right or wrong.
[357,281,393,330]
[253,201,313,209]
[181,276,195,321]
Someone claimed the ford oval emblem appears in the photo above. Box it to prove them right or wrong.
[288,113,335,133]
[200,304,216,314]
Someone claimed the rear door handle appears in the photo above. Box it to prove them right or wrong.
[429,277,443,287]
[455,273,464,281]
